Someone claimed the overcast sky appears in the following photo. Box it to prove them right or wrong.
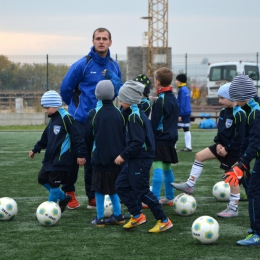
[0,0,260,55]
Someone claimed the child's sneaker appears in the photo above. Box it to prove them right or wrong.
[148,218,173,233]
[105,214,126,225]
[142,202,149,209]
[159,197,174,206]
[91,217,105,227]
[87,198,96,209]
[217,206,238,218]
[59,194,72,213]
[236,234,260,246]
[66,191,80,209]
[179,147,192,152]
[123,213,146,229]
[171,182,195,194]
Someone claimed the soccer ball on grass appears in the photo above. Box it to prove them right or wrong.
[212,181,230,201]
[0,197,18,220]
[36,201,61,226]
[173,193,197,216]
[191,215,220,244]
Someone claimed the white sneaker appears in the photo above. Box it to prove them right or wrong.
[171,182,195,194]
[159,197,174,206]
[217,206,238,218]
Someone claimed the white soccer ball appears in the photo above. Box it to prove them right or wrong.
[0,197,18,220]
[104,195,113,218]
[36,201,61,226]
[191,215,220,244]
[212,181,230,201]
[173,193,197,216]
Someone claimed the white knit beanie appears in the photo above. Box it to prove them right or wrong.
[41,90,62,107]
[95,80,114,100]
[217,83,234,101]
[118,80,144,105]
[229,73,256,101]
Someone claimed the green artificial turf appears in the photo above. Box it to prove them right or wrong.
[0,130,257,260]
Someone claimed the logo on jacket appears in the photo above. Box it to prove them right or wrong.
[53,125,61,135]
[225,119,233,128]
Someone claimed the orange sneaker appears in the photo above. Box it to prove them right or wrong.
[87,198,96,209]
[66,191,80,209]
[123,213,147,229]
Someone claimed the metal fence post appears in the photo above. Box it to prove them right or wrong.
[46,54,49,91]
[257,52,259,87]
[185,53,187,75]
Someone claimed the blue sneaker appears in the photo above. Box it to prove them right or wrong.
[236,234,260,246]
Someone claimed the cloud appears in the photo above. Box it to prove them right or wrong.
[0,32,85,54]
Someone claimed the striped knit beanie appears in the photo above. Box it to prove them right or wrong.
[229,73,256,101]
[41,90,62,107]
[217,83,234,101]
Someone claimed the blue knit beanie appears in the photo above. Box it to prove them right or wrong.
[41,90,62,107]
[217,83,234,101]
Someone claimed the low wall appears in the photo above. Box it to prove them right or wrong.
[0,113,48,126]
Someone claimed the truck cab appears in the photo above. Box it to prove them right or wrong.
[206,61,259,105]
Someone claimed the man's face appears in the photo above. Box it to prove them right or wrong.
[92,31,112,57]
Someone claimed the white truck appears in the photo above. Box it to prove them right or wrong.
[206,61,260,105]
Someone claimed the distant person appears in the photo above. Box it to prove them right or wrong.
[176,73,192,152]
[225,74,260,246]
[149,67,179,207]
[115,80,173,233]
[60,28,122,210]
[29,90,86,213]
[85,80,126,226]
[171,83,246,217]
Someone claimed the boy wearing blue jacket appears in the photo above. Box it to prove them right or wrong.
[115,80,173,233]
[29,90,86,213]
[85,80,126,226]
[60,28,122,210]
[176,74,192,152]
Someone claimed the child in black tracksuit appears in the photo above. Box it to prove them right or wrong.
[172,83,246,217]
[150,67,179,207]
[115,80,173,233]
[85,80,126,226]
[29,90,86,213]
[225,74,260,246]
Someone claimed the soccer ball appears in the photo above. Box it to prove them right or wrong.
[191,215,220,244]
[0,197,18,220]
[36,201,61,226]
[104,195,113,218]
[212,181,230,201]
[173,193,197,216]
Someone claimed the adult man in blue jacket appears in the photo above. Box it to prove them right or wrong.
[60,27,122,210]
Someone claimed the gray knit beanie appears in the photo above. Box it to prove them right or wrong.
[217,83,235,101]
[41,90,62,107]
[118,80,144,105]
[229,73,256,101]
[95,80,114,100]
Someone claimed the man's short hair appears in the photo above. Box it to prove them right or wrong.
[93,28,112,40]
[154,67,173,87]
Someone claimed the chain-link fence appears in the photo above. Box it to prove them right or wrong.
[0,52,259,111]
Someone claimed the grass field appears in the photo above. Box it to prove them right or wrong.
[0,129,257,260]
